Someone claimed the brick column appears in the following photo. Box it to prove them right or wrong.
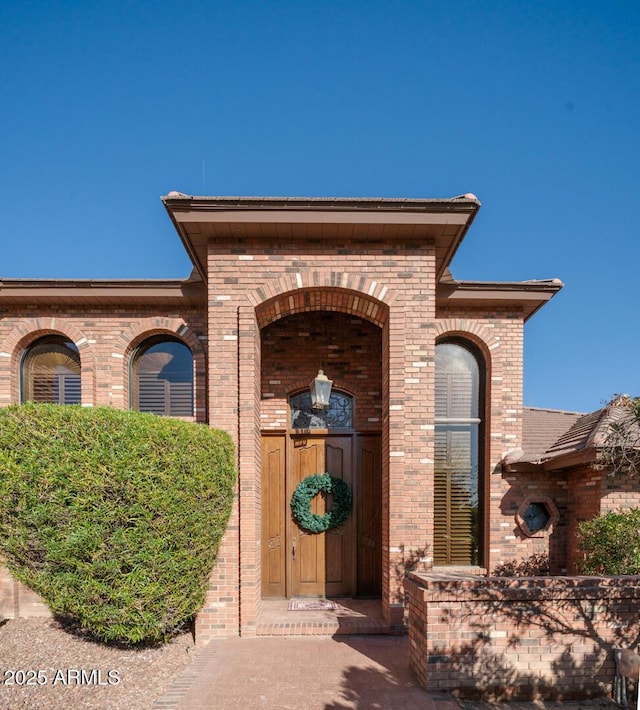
[385,253,437,628]
[238,305,261,636]
[196,293,241,642]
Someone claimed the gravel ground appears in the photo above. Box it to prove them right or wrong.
[0,617,198,709]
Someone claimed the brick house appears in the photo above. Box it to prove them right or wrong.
[503,399,640,575]
[0,193,572,641]
[406,398,640,699]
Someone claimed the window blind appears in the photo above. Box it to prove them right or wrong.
[434,342,482,566]
[134,340,194,417]
[22,338,81,405]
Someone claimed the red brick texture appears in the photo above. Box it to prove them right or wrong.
[260,311,382,431]
[406,571,640,700]
[197,239,534,640]
[0,310,207,416]
[564,467,640,574]
[497,468,570,575]
[0,234,576,646]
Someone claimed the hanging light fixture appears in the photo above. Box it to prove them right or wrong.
[310,369,333,410]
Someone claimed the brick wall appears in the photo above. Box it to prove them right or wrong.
[199,235,533,637]
[0,307,207,415]
[406,571,640,700]
[203,240,440,637]
[600,468,640,512]
[260,311,382,430]
[565,466,640,574]
[0,238,541,641]
[497,469,569,574]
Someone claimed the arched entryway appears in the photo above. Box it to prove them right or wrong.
[259,311,382,600]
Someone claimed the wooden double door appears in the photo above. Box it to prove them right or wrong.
[261,433,381,598]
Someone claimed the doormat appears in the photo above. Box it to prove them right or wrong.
[288,599,344,611]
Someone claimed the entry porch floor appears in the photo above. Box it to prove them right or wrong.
[256,598,392,636]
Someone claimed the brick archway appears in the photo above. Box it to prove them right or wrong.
[252,270,393,329]
[2,318,95,406]
[433,319,500,354]
[117,318,205,356]
[254,280,392,619]
[117,318,207,422]
[235,279,393,636]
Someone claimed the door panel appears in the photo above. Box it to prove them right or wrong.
[261,436,286,597]
[356,435,382,596]
[324,439,353,596]
[289,437,326,596]
[289,435,353,597]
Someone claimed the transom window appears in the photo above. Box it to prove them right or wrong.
[434,340,484,566]
[290,391,353,429]
[131,338,193,417]
[21,335,81,405]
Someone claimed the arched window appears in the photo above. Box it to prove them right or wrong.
[131,337,193,417]
[434,340,484,566]
[289,390,354,429]
[21,335,81,404]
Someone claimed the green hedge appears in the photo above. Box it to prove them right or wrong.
[578,508,640,575]
[0,403,236,645]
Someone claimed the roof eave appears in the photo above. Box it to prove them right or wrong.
[541,449,598,472]
[161,193,482,282]
[503,448,598,474]
[161,193,482,211]
[436,278,563,320]
[502,461,543,474]
[0,278,206,307]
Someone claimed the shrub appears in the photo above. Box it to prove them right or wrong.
[492,553,550,577]
[577,508,640,575]
[0,403,236,645]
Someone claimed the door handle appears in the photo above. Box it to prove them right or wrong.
[292,540,296,560]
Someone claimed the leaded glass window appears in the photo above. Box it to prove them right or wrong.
[21,336,81,405]
[434,341,483,566]
[131,338,193,417]
[290,391,353,429]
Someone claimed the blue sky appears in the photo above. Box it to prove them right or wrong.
[1,1,638,413]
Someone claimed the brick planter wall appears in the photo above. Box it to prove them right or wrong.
[406,571,640,701]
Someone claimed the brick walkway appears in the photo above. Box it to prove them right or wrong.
[152,601,618,709]
[153,635,458,709]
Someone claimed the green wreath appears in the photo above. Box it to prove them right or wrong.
[290,473,352,534]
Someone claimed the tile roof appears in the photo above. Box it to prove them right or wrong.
[542,408,608,459]
[520,407,585,462]
[513,398,640,468]
[544,401,637,457]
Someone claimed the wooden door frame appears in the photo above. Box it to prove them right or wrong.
[261,430,382,599]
